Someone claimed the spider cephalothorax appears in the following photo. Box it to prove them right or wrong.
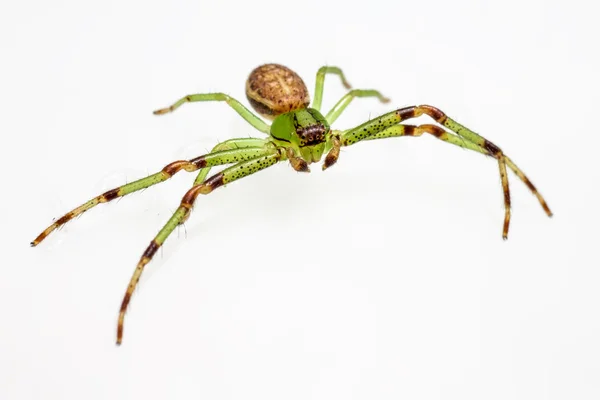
[270,108,330,164]
[32,63,552,345]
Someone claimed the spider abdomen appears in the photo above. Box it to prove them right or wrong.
[245,64,310,120]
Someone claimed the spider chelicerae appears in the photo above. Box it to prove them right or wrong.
[32,63,552,344]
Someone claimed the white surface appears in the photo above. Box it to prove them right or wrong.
[1,0,599,399]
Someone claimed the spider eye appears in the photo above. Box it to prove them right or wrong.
[296,124,326,146]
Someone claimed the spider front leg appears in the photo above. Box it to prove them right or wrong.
[360,124,512,238]
[31,144,268,246]
[330,106,552,239]
[153,93,270,134]
[116,148,286,345]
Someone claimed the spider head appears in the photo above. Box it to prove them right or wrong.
[270,108,330,163]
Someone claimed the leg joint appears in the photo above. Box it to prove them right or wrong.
[483,140,503,156]
[417,105,448,123]
[415,124,445,138]
[101,188,120,202]
[142,240,160,259]
[162,160,196,176]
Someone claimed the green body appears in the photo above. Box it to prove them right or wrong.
[32,65,552,345]
[270,108,330,164]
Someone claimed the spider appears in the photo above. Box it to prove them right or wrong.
[32,64,552,345]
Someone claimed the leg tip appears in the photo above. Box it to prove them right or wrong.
[502,220,510,240]
[116,317,125,345]
[381,97,391,104]
[30,241,37,247]
[153,108,170,115]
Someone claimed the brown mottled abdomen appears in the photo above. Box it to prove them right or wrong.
[245,64,310,120]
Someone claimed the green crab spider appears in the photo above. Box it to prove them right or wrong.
[32,63,552,345]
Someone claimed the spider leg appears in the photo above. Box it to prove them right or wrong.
[336,121,550,239]
[116,148,286,344]
[153,93,270,134]
[31,144,269,246]
[366,124,511,238]
[193,138,266,185]
[417,105,551,218]
[339,105,551,215]
[312,66,353,111]
[325,89,390,125]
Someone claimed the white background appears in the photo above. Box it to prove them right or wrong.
[1,0,599,399]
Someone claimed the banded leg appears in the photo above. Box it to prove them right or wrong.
[312,66,352,111]
[194,137,267,185]
[117,149,285,344]
[153,93,270,134]
[341,105,552,217]
[341,123,544,238]
[325,89,390,125]
[365,124,512,237]
[395,104,551,219]
[31,146,271,246]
